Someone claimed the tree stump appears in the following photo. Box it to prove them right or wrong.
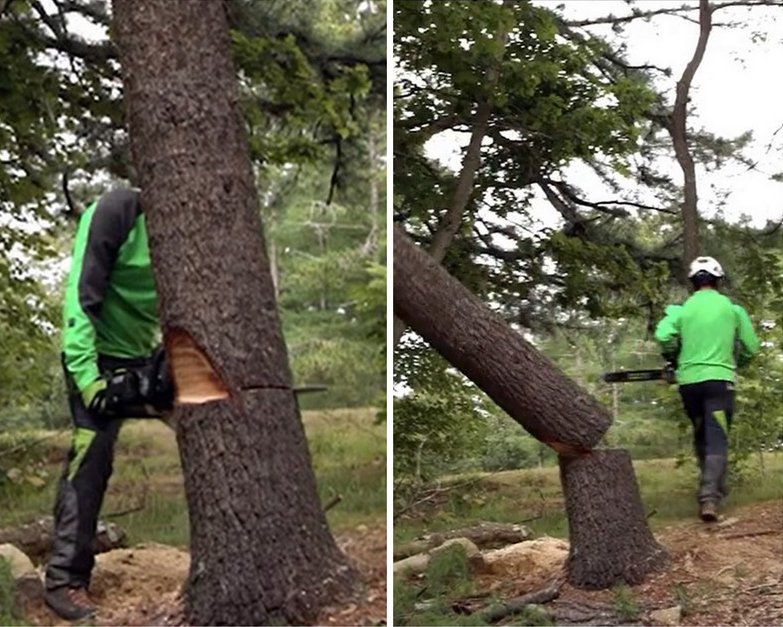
[559,449,669,588]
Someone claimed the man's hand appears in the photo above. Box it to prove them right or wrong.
[82,378,108,413]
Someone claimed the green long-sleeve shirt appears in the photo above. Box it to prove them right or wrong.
[654,289,759,385]
[62,189,159,393]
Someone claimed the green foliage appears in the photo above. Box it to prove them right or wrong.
[394,544,485,627]
[509,605,554,626]
[394,343,490,486]
[0,558,23,626]
[612,585,641,622]
[1,1,386,427]
[426,544,473,599]
[392,579,421,627]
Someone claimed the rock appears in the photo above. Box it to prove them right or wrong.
[649,605,682,626]
[394,538,484,577]
[716,517,739,529]
[0,543,43,605]
[430,537,480,560]
[0,543,36,578]
[481,536,569,577]
[393,552,430,577]
[15,573,44,603]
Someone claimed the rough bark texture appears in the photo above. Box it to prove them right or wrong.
[112,1,357,624]
[393,226,612,451]
[669,0,712,267]
[176,389,355,624]
[559,449,669,588]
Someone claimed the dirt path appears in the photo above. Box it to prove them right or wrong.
[23,525,386,626]
[469,500,783,625]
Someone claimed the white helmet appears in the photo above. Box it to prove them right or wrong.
[688,256,724,279]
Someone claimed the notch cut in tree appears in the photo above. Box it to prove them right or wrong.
[165,328,229,404]
[112,1,359,624]
[394,227,669,587]
[559,450,669,588]
[393,225,612,452]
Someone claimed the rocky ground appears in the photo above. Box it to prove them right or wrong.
[400,500,783,626]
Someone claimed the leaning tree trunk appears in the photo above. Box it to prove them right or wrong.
[112,2,358,624]
[559,450,669,588]
[395,227,668,587]
[393,226,611,452]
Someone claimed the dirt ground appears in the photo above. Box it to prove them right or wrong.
[22,525,387,626]
[467,500,783,625]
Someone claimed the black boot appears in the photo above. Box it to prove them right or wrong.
[44,586,96,620]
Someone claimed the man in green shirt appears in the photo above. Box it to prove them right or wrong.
[44,188,173,620]
[655,256,759,522]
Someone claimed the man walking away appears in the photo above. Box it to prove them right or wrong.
[655,256,759,522]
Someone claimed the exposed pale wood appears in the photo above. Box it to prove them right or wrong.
[166,327,229,404]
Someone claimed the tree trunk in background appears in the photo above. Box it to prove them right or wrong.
[669,0,712,267]
[394,226,612,452]
[392,0,513,347]
[112,1,358,624]
[559,450,669,588]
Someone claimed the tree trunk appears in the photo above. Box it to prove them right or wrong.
[111,2,358,624]
[669,0,712,267]
[559,449,669,588]
[392,0,512,347]
[393,226,612,452]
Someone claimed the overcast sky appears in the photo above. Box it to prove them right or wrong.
[424,0,783,230]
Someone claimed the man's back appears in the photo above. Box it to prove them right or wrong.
[655,289,758,385]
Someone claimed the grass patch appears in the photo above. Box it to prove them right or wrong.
[394,544,479,626]
[612,584,641,622]
[395,452,783,544]
[304,407,386,530]
[0,558,23,626]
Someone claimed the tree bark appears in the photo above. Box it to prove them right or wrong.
[111,1,358,624]
[559,449,669,588]
[669,0,712,267]
[393,226,612,452]
[392,0,512,347]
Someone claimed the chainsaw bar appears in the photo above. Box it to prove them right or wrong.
[602,369,665,383]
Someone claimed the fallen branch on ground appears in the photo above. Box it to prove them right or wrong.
[324,494,343,511]
[719,529,778,540]
[478,577,563,623]
[0,517,127,562]
[394,521,532,560]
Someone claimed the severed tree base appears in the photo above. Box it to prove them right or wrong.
[559,449,669,589]
[176,388,359,625]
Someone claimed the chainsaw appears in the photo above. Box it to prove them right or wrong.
[602,362,677,384]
